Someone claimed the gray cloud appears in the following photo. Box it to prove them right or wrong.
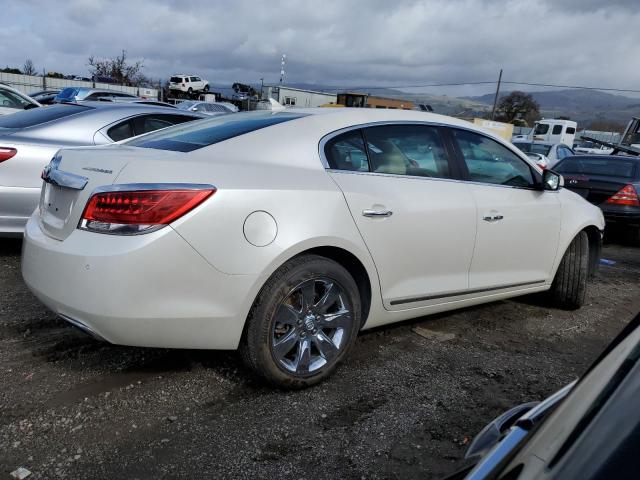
[1,0,638,96]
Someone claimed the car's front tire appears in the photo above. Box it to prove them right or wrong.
[549,231,589,309]
[203,84,209,93]
[241,255,361,389]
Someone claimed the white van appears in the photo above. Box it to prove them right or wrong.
[529,119,577,146]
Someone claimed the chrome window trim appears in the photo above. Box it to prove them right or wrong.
[318,120,545,191]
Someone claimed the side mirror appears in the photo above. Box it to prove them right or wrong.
[542,169,563,191]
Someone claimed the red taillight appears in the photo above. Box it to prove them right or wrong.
[0,147,17,163]
[80,187,215,234]
[606,184,640,207]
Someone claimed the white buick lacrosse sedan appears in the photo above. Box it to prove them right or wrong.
[22,109,604,387]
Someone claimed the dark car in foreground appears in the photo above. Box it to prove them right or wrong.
[554,155,640,239]
[445,311,640,479]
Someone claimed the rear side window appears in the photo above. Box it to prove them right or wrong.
[126,111,307,152]
[566,127,576,134]
[324,130,369,171]
[107,120,134,142]
[453,129,535,188]
[0,104,91,128]
[552,125,563,134]
[364,125,451,178]
[556,157,637,178]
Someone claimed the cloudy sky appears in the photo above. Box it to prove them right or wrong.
[1,0,639,97]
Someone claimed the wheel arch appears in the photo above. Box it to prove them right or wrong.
[552,224,602,280]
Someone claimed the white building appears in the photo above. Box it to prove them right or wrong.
[262,85,337,108]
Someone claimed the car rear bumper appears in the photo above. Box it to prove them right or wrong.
[22,215,256,349]
[601,207,640,227]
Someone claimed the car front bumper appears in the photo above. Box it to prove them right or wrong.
[22,215,257,350]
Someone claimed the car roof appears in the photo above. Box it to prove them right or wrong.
[570,154,640,161]
[513,140,555,146]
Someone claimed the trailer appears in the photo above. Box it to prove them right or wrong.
[581,117,640,157]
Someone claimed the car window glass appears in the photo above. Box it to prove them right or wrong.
[132,114,198,136]
[107,120,134,141]
[0,89,30,109]
[363,125,451,178]
[195,104,208,112]
[566,127,576,134]
[552,125,563,135]
[453,129,535,188]
[324,130,369,171]
[534,123,549,135]
[0,104,91,128]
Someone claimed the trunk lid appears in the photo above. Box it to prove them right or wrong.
[562,173,631,205]
[38,145,168,240]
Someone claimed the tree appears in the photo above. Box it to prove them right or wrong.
[0,67,22,74]
[87,50,149,86]
[22,59,37,76]
[495,91,541,126]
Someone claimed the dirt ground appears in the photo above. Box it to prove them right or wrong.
[1,236,639,480]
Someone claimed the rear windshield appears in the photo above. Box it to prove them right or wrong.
[126,111,307,152]
[556,157,637,178]
[170,77,183,83]
[0,104,92,128]
[514,142,552,155]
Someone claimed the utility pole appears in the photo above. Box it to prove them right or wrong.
[490,68,503,120]
[279,54,286,85]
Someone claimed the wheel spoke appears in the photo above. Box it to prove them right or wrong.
[313,331,339,361]
[273,330,299,358]
[294,338,312,373]
[299,280,316,311]
[314,282,340,313]
[318,309,351,330]
[275,303,299,326]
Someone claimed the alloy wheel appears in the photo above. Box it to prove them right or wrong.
[270,278,352,375]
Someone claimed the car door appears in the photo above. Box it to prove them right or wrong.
[449,128,561,290]
[325,124,477,310]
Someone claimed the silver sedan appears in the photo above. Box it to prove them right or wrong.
[0,102,204,236]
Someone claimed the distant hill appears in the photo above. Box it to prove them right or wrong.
[467,89,640,128]
[266,83,639,129]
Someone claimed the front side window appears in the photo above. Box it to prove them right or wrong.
[324,130,369,171]
[453,129,535,188]
[363,125,451,178]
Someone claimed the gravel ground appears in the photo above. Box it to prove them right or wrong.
[1,236,639,480]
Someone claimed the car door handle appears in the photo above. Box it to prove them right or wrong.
[362,209,393,218]
[483,214,504,222]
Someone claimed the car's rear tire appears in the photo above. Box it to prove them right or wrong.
[187,87,193,97]
[549,231,589,309]
[241,254,361,389]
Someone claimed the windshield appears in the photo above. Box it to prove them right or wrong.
[56,88,80,101]
[0,88,31,109]
[514,142,552,155]
[125,111,308,152]
[556,157,637,178]
[534,123,550,135]
[0,103,91,128]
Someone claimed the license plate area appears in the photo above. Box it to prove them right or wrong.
[40,183,80,230]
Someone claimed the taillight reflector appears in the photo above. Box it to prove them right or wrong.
[606,184,640,207]
[0,147,17,163]
[80,187,215,235]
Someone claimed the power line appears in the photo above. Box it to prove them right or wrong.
[502,81,640,94]
[329,80,640,94]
